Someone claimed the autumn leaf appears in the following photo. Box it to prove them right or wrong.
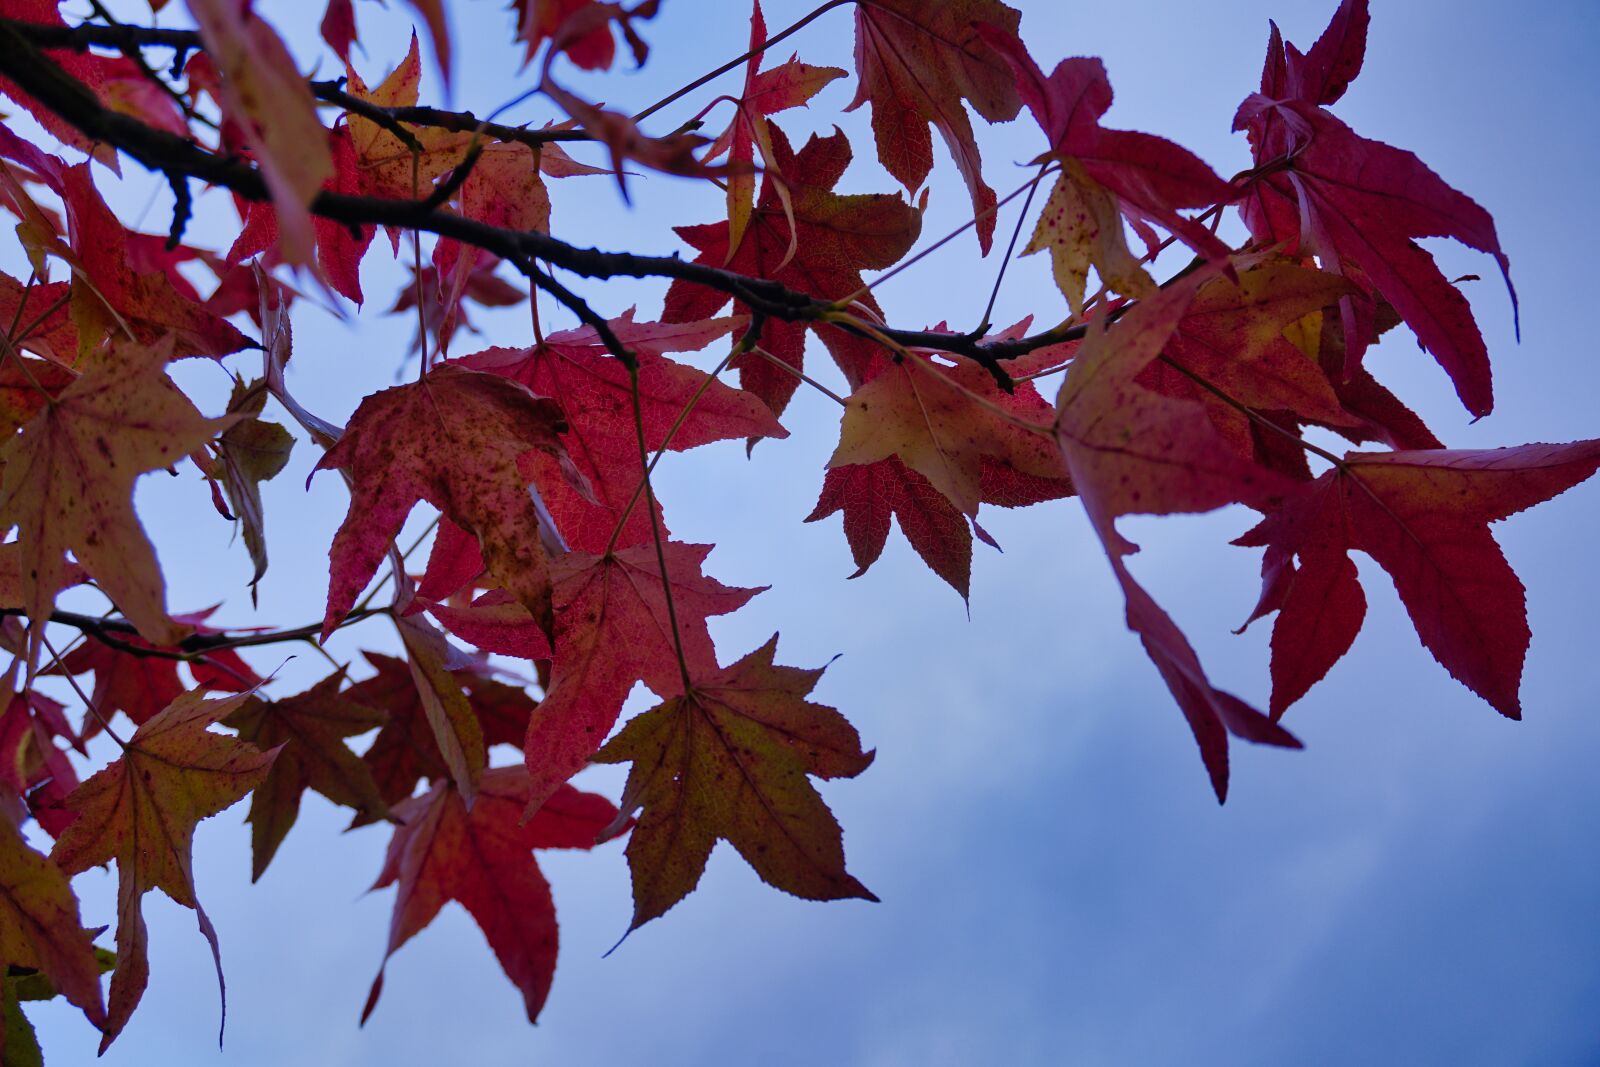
[595,635,874,931]
[1261,0,1370,108]
[981,27,1232,269]
[1022,161,1157,316]
[362,767,618,1026]
[399,0,452,86]
[431,143,550,344]
[1158,261,1357,427]
[50,690,278,1050]
[201,378,295,592]
[828,327,1068,520]
[1234,0,1514,416]
[224,673,390,882]
[227,127,375,306]
[344,36,471,207]
[0,340,232,649]
[848,0,1024,251]
[391,612,485,805]
[187,0,333,266]
[0,690,82,836]
[0,273,76,369]
[710,0,846,260]
[345,652,535,817]
[541,79,727,197]
[523,542,763,815]
[807,457,974,596]
[510,0,659,69]
[0,352,71,442]
[315,362,570,639]
[320,0,357,61]
[419,589,548,660]
[45,161,252,361]
[664,126,921,418]
[1054,276,1300,800]
[389,261,527,358]
[0,814,105,1037]
[1236,442,1600,718]
[461,311,783,552]
[1282,300,1444,452]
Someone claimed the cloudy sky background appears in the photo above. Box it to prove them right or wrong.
[18,0,1600,1063]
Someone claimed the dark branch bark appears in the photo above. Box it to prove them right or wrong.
[0,607,387,660]
[307,80,594,150]
[0,17,200,51]
[0,19,1093,385]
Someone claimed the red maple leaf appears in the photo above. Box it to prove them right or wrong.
[664,125,921,418]
[361,767,619,1025]
[981,26,1232,266]
[345,652,536,815]
[50,690,278,1050]
[1232,0,1515,416]
[1053,274,1301,800]
[461,310,784,553]
[523,542,763,814]
[1236,442,1600,717]
[848,0,1024,251]
[705,0,846,260]
[315,362,570,638]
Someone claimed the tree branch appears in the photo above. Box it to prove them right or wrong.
[0,19,1086,384]
[307,79,593,150]
[0,607,388,660]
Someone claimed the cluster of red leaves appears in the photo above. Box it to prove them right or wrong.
[0,0,1592,1058]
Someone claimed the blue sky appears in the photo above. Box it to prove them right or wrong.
[18,1,1600,1064]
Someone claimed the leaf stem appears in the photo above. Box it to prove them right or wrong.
[630,0,851,123]
[627,363,694,693]
[39,631,126,749]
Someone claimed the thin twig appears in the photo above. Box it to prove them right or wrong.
[630,0,851,123]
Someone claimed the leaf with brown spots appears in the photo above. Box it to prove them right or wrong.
[345,36,472,206]
[49,690,278,1051]
[315,361,570,640]
[982,28,1232,265]
[806,457,974,597]
[0,340,232,650]
[594,635,874,931]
